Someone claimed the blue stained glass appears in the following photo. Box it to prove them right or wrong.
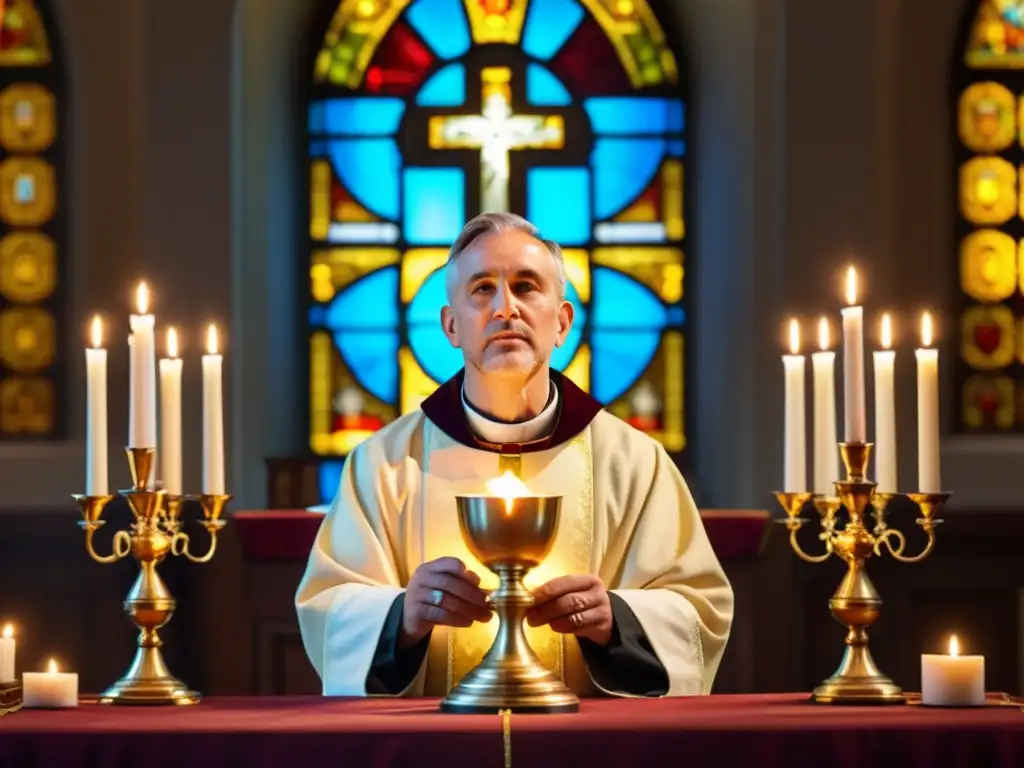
[666,306,685,325]
[591,138,665,220]
[406,268,447,325]
[328,140,401,220]
[325,267,399,330]
[416,63,466,107]
[527,167,590,246]
[667,139,685,157]
[526,64,572,106]
[310,140,327,157]
[404,167,465,244]
[522,0,585,60]
[319,461,344,506]
[549,281,586,370]
[309,99,405,135]
[591,331,662,403]
[408,325,464,383]
[406,0,471,59]
[584,98,684,135]
[309,305,327,326]
[334,330,400,402]
[592,267,667,329]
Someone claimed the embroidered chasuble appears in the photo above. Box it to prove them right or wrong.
[296,370,734,698]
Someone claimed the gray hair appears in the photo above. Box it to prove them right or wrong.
[444,212,567,302]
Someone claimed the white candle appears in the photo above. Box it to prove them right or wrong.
[811,317,838,495]
[874,314,897,492]
[85,316,108,496]
[128,281,157,449]
[921,635,984,707]
[916,311,941,492]
[841,266,866,443]
[159,327,183,495]
[202,324,225,495]
[22,659,78,708]
[783,319,807,492]
[0,624,14,682]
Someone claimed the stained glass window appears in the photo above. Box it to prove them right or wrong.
[955,1,1024,431]
[0,0,64,439]
[306,0,687,492]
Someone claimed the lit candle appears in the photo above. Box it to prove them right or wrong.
[22,659,78,708]
[0,624,14,682]
[921,635,984,707]
[916,312,941,492]
[128,281,157,450]
[159,327,183,496]
[874,314,897,492]
[202,324,225,495]
[782,319,807,492]
[841,266,866,444]
[85,316,108,496]
[811,317,838,495]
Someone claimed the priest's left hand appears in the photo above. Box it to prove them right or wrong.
[526,574,613,646]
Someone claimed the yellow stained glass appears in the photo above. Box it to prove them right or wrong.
[958,156,1015,224]
[663,159,684,240]
[400,248,447,302]
[592,247,683,303]
[579,0,677,87]
[310,248,400,302]
[310,331,333,453]
[0,82,52,152]
[310,160,330,240]
[0,376,52,434]
[314,0,412,87]
[959,229,1015,302]
[0,156,52,226]
[962,374,1015,429]
[957,82,1015,152]
[0,306,53,372]
[663,330,684,451]
[463,0,527,45]
[0,1,52,67]
[605,331,684,450]
[965,0,1024,69]
[961,304,1015,371]
[1020,316,1024,362]
[0,231,54,302]
[399,346,439,415]
[562,248,590,302]
[562,344,590,392]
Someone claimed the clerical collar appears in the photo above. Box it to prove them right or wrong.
[461,382,559,444]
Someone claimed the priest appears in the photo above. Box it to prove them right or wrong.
[295,212,734,699]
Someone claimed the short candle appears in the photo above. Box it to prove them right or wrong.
[921,635,984,707]
[0,624,14,682]
[22,659,78,708]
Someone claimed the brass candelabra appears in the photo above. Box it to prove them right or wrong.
[775,442,949,705]
[72,447,229,705]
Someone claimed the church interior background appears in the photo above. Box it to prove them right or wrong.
[2,0,1024,700]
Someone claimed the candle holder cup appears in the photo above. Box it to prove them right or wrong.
[774,441,950,705]
[72,447,229,705]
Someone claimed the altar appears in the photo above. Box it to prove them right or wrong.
[1,694,1021,767]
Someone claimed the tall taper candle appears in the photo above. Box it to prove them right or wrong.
[202,324,225,495]
[85,316,108,496]
[159,327,183,496]
[841,266,867,443]
[128,282,157,449]
[811,317,838,495]
[783,319,807,492]
[874,314,897,492]
[916,312,941,492]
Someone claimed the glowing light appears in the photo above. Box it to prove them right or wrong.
[47,658,58,674]
[205,325,219,356]
[845,266,858,306]
[921,312,934,348]
[135,282,149,315]
[2,624,12,639]
[881,314,892,350]
[166,327,179,359]
[788,318,800,355]
[817,316,830,351]
[89,316,103,349]
[486,470,532,515]
[949,634,959,657]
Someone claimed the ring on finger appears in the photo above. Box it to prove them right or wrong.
[573,595,588,612]
[570,611,585,629]
[429,588,444,607]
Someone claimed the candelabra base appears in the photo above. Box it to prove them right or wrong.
[98,647,199,706]
[811,643,904,705]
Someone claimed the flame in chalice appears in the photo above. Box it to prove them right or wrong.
[949,634,959,657]
[485,470,532,515]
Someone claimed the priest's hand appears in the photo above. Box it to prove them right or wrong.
[399,557,492,648]
[526,574,613,647]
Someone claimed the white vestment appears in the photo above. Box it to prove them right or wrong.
[295,396,734,698]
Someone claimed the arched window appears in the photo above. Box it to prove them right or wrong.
[955,1,1024,431]
[305,0,686,498]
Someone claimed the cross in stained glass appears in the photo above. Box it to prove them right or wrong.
[427,66,565,213]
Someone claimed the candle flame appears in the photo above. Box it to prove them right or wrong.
[949,634,959,657]
[47,658,58,674]
[485,470,532,516]
[788,318,800,355]
[921,311,933,348]
[881,313,892,350]
[206,324,218,355]
[817,316,830,351]
[90,315,103,349]
[166,327,178,359]
[2,624,11,639]
[135,282,149,315]
[845,265,858,306]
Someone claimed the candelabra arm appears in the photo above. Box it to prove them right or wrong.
[73,494,131,564]
[171,494,231,564]
[879,526,935,564]
[788,525,834,563]
[774,492,833,563]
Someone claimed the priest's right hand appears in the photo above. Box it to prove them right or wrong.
[399,557,492,647]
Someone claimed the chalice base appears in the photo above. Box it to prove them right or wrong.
[99,646,199,706]
[440,653,579,714]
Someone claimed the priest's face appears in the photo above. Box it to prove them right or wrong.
[441,229,573,378]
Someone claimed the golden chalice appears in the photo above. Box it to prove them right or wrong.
[441,473,579,714]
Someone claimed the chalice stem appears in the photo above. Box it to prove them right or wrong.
[488,566,539,667]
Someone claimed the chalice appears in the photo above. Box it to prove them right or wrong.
[440,473,579,714]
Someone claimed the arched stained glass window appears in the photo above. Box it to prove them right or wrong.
[955,1,1024,431]
[306,0,686,497]
[0,1,65,439]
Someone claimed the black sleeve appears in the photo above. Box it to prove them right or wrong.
[365,594,431,695]
[576,592,669,697]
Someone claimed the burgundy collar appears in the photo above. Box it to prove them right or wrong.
[420,369,603,454]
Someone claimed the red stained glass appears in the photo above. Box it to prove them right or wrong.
[365,23,434,96]
[550,17,632,96]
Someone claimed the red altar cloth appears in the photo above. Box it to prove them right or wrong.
[1,693,1021,767]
